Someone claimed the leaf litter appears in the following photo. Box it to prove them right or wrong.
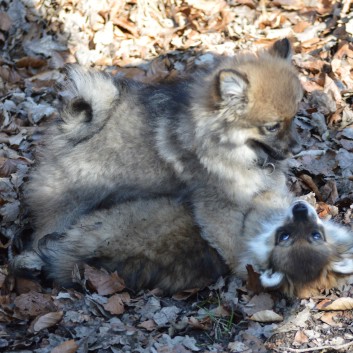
[1,0,353,352]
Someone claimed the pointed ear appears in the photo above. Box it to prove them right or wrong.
[218,69,249,102]
[268,38,292,61]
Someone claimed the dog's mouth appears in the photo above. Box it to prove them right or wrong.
[248,139,287,165]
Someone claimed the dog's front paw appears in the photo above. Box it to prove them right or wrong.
[11,251,44,277]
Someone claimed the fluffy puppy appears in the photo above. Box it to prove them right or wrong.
[13,195,353,297]
[24,39,302,275]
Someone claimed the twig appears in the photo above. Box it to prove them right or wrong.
[274,339,353,352]
[342,0,353,15]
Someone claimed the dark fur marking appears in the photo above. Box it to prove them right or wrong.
[71,98,93,122]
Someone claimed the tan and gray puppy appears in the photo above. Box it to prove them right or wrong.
[24,39,303,274]
[13,192,353,297]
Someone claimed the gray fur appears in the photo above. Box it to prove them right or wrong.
[15,39,353,297]
[25,40,303,274]
[13,194,353,297]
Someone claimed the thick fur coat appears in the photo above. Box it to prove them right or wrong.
[25,39,303,273]
[14,193,353,297]
[14,39,353,297]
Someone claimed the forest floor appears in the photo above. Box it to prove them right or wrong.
[2,0,353,352]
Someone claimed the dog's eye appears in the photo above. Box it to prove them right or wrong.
[311,231,323,241]
[279,233,290,242]
[265,123,281,133]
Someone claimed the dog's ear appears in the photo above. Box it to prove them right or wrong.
[268,38,292,61]
[215,69,250,118]
[218,69,249,102]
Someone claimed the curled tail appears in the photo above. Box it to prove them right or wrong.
[58,65,120,144]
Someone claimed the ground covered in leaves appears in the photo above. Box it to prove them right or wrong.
[2,0,353,352]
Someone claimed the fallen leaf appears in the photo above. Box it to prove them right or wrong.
[15,56,47,69]
[246,264,263,294]
[188,316,212,330]
[293,330,309,344]
[320,312,342,327]
[51,339,79,353]
[102,292,130,315]
[243,293,274,316]
[316,297,353,311]
[209,305,230,318]
[153,306,181,326]
[84,265,125,296]
[172,288,199,301]
[31,311,63,332]
[15,277,42,294]
[0,158,28,177]
[0,12,11,32]
[0,66,21,83]
[14,291,55,318]
[249,310,283,323]
[138,319,157,331]
[228,341,251,353]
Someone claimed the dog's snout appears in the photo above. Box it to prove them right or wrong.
[292,202,308,220]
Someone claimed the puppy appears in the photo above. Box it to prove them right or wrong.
[13,195,353,297]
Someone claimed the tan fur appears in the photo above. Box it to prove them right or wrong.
[22,40,303,277]
[13,39,353,297]
[18,39,353,297]
[13,193,353,297]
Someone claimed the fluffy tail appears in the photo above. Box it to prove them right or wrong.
[58,65,120,143]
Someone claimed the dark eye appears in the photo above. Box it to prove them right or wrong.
[279,233,290,242]
[265,123,281,133]
[311,231,323,241]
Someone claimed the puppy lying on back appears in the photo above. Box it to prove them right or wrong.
[13,192,353,298]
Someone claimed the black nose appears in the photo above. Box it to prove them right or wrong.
[292,202,308,220]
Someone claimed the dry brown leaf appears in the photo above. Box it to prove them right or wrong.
[249,310,283,323]
[243,293,274,316]
[0,158,28,177]
[0,66,22,83]
[320,312,342,327]
[138,319,157,331]
[324,74,342,105]
[14,291,55,318]
[301,79,324,93]
[246,264,263,294]
[103,292,130,315]
[334,42,353,60]
[0,12,11,32]
[185,0,226,16]
[210,305,230,318]
[293,330,309,344]
[328,111,343,128]
[272,0,304,10]
[31,311,63,333]
[15,56,47,69]
[188,316,212,330]
[51,339,79,353]
[84,265,125,296]
[15,277,42,294]
[316,297,353,311]
[292,21,311,33]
